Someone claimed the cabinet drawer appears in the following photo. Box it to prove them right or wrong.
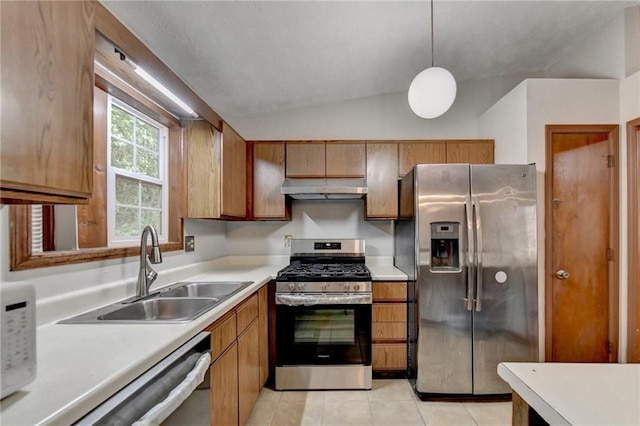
[372,322,406,341]
[373,303,407,322]
[237,293,259,334]
[372,344,407,370]
[207,312,237,362]
[372,282,407,301]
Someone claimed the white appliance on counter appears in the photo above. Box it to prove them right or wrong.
[1,283,37,399]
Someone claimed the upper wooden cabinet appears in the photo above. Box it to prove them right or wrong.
[446,140,494,164]
[186,121,246,219]
[1,1,95,204]
[398,141,446,177]
[366,142,398,220]
[285,142,366,178]
[252,143,289,220]
[221,123,247,218]
[326,143,366,177]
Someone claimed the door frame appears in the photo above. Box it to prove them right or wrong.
[628,118,640,363]
[544,124,620,362]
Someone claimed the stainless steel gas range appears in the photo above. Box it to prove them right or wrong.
[274,239,372,390]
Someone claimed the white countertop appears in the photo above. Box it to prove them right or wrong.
[498,362,640,425]
[0,256,407,426]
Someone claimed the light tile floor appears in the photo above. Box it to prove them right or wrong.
[246,379,512,426]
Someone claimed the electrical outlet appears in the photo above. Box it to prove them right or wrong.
[284,234,293,247]
[185,235,195,252]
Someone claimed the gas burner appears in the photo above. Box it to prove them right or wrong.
[277,262,371,281]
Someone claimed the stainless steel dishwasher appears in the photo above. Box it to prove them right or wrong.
[75,332,211,426]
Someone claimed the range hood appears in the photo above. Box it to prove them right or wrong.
[281,178,368,200]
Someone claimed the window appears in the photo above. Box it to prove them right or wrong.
[107,97,168,246]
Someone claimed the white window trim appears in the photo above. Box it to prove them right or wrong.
[106,95,169,247]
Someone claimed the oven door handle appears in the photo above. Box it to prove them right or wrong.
[275,293,372,306]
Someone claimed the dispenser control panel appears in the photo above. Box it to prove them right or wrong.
[430,222,461,272]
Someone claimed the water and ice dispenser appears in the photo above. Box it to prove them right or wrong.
[430,222,460,272]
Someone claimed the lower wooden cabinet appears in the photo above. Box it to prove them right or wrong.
[238,320,260,426]
[205,287,269,426]
[211,342,239,426]
[372,282,408,373]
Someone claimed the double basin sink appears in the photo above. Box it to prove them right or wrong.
[59,281,254,324]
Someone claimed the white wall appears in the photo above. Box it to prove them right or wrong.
[0,206,228,301]
[230,73,537,141]
[479,81,528,164]
[226,200,394,257]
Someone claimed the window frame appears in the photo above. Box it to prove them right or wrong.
[9,83,185,271]
[106,95,169,247]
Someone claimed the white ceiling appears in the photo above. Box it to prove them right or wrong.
[102,1,638,120]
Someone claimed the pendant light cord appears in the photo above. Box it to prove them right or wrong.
[430,0,434,68]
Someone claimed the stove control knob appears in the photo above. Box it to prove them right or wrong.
[353,283,361,291]
[344,283,350,291]
[288,283,295,292]
[297,283,305,291]
[321,283,328,291]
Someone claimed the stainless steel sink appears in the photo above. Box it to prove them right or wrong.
[158,281,253,299]
[97,298,217,322]
[58,280,254,324]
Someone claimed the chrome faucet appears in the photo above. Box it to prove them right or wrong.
[136,225,163,298]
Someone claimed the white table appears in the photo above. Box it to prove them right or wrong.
[498,362,640,425]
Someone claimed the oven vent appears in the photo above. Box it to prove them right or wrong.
[281,178,367,200]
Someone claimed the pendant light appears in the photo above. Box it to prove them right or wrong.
[408,0,457,119]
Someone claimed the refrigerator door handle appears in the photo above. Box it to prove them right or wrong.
[465,195,474,311]
[474,196,483,312]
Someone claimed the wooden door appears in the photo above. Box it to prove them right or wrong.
[258,285,269,386]
[366,143,398,219]
[210,342,238,426]
[628,118,640,363]
[253,143,287,219]
[326,142,366,177]
[186,121,220,218]
[221,123,247,218]
[238,320,260,426]
[446,140,494,164]
[546,125,619,362]
[398,141,446,177]
[286,143,326,177]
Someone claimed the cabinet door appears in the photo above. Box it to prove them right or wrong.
[211,342,239,426]
[238,320,260,426]
[326,143,366,177]
[286,143,326,177]
[221,124,247,218]
[372,344,407,371]
[253,143,287,219]
[1,1,94,203]
[398,142,446,177]
[446,140,494,164]
[366,143,398,219]
[258,285,269,387]
[186,120,220,218]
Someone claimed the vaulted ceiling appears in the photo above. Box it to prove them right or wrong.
[102,1,638,120]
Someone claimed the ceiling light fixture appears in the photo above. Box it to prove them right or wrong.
[407,0,457,119]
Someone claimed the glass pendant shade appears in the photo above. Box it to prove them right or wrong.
[407,66,457,119]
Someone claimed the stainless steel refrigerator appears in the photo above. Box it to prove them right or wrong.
[394,164,538,398]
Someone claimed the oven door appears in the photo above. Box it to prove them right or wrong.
[275,293,372,366]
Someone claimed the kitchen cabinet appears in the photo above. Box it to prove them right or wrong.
[446,140,494,164]
[238,320,260,426]
[258,285,269,386]
[210,342,239,426]
[372,282,407,373]
[366,143,398,220]
[285,142,366,178]
[205,289,266,426]
[252,143,290,220]
[186,120,246,219]
[1,1,95,204]
[398,141,446,177]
